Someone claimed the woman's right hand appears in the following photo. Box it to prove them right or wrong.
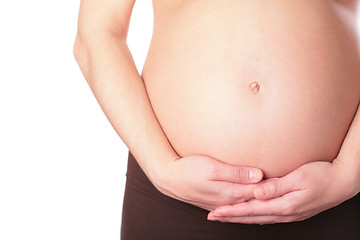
[152,154,264,211]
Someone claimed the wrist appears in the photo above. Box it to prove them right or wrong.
[332,157,360,200]
[148,154,181,197]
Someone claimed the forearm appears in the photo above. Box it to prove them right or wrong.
[335,102,360,196]
[73,33,179,184]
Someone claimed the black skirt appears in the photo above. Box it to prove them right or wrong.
[121,150,360,240]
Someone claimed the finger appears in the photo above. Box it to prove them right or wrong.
[207,214,297,224]
[209,194,297,217]
[219,182,261,202]
[253,172,299,200]
[209,163,263,184]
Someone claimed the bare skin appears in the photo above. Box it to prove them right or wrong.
[74,0,264,213]
[209,103,360,224]
[144,0,360,178]
[74,0,360,224]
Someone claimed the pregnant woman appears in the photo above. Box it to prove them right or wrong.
[74,0,360,239]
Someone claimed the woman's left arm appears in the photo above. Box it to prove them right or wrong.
[208,103,360,224]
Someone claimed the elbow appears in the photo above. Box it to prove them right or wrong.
[73,36,79,62]
[73,34,84,64]
[73,32,91,72]
[72,33,92,82]
[73,22,91,63]
[73,25,93,65]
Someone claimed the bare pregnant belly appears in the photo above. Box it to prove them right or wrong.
[142,0,360,178]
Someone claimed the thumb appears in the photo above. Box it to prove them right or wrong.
[253,176,294,200]
[209,162,263,184]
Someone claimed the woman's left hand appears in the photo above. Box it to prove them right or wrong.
[207,159,358,224]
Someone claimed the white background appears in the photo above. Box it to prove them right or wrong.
[0,1,152,239]
[0,1,360,240]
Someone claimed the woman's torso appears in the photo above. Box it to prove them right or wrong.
[141,0,360,178]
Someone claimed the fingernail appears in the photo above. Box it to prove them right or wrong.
[254,187,267,198]
[207,213,216,221]
[249,169,261,181]
[212,209,224,217]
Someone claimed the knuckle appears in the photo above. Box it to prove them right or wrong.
[268,181,281,196]
[297,215,307,222]
[234,167,247,182]
[233,168,242,182]
[272,218,284,223]
[207,163,218,178]
[221,189,237,204]
[266,182,276,196]
[274,182,281,195]
[295,171,306,183]
[283,216,297,223]
[178,187,192,201]
[274,218,284,224]
[222,186,250,203]
[179,186,202,202]
[244,207,253,217]
[236,195,247,203]
[281,201,296,216]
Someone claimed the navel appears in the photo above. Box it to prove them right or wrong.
[249,81,260,94]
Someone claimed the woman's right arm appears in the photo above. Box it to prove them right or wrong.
[73,0,264,211]
[73,0,178,190]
